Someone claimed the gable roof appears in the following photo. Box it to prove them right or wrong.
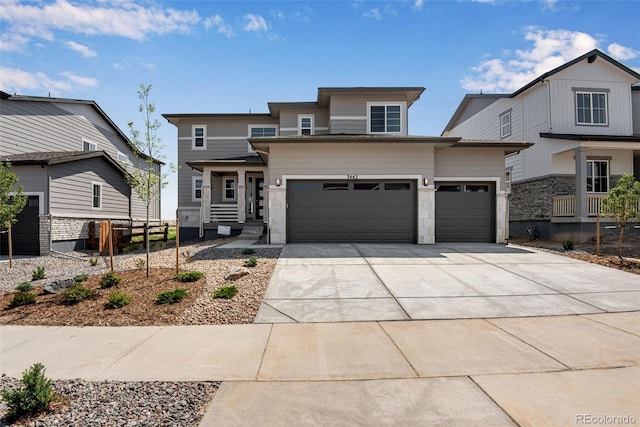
[1,150,130,176]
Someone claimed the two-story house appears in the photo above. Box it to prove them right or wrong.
[165,87,530,245]
[0,91,162,255]
[443,50,640,241]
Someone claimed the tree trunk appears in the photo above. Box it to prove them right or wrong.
[617,225,625,260]
[146,208,150,277]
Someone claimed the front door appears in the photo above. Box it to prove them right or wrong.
[245,176,265,221]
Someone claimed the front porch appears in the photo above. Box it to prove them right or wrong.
[552,194,607,217]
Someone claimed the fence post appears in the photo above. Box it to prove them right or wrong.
[163,222,169,243]
[108,220,114,272]
[8,225,13,269]
[175,218,180,274]
[596,214,600,257]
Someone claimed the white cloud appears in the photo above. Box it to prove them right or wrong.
[64,41,97,57]
[363,8,382,19]
[0,0,200,50]
[0,32,29,52]
[413,0,425,10]
[461,28,599,92]
[0,67,98,96]
[242,14,268,32]
[270,6,312,23]
[607,43,639,61]
[204,14,235,38]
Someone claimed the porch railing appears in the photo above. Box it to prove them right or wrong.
[552,194,608,217]
[210,204,238,222]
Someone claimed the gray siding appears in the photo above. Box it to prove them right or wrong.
[633,90,640,134]
[49,158,130,217]
[329,93,409,135]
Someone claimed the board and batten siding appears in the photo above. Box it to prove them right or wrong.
[633,90,640,134]
[552,149,634,175]
[435,148,508,192]
[268,143,434,185]
[49,158,130,217]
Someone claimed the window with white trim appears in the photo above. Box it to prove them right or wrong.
[368,104,402,133]
[505,169,512,194]
[116,151,130,164]
[500,111,511,138]
[83,139,97,151]
[192,176,203,201]
[192,125,206,150]
[587,160,609,193]
[576,91,608,125]
[299,115,314,135]
[91,182,102,209]
[223,177,236,201]
[249,127,277,137]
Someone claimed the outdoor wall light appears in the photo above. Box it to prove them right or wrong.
[423,178,429,186]
[276,178,281,187]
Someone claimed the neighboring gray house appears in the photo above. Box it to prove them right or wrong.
[165,87,530,244]
[443,49,640,241]
[0,91,162,255]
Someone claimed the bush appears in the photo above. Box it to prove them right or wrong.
[241,248,255,255]
[14,282,34,292]
[244,256,258,267]
[99,272,122,289]
[213,285,238,299]
[134,258,146,270]
[31,266,45,281]
[156,288,188,305]
[61,285,93,305]
[88,257,98,267]
[9,292,36,308]
[562,238,575,250]
[1,362,54,420]
[73,274,89,283]
[175,271,203,282]
[105,291,132,309]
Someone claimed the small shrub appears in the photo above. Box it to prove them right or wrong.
[213,285,238,299]
[73,273,89,283]
[9,292,36,308]
[31,266,45,281]
[182,250,193,263]
[105,291,132,309]
[61,285,93,305]
[241,248,255,255]
[14,282,34,292]
[88,257,98,267]
[134,258,146,270]
[562,238,575,250]
[156,288,188,305]
[244,256,258,268]
[0,362,54,420]
[175,271,203,282]
[99,272,122,289]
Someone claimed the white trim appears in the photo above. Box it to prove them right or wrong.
[315,127,329,131]
[248,125,278,154]
[82,138,97,151]
[91,181,102,210]
[192,124,207,150]
[500,110,511,139]
[330,116,367,120]
[116,151,130,164]
[298,114,314,135]
[575,91,608,126]
[223,176,237,201]
[12,191,45,215]
[279,174,426,189]
[366,102,406,135]
[279,127,298,132]
[434,177,504,195]
[192,175,203,202]
[180,136,247,141]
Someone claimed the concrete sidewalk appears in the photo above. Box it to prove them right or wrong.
[2,312,639,425]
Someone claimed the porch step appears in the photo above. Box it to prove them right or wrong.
[239,225,264,240]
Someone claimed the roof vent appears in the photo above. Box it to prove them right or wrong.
[587,54,597,63]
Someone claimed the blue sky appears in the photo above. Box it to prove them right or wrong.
[1,0,639,219]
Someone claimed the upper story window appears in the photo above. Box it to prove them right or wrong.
[500,111,511,139]
[82,139,97,151]
[192,176,203,201]
[192,125,206,150]
[368,103,402,134]
[91,182,102,209]
[575,91,608,125]
[250,127,277,137]
[116,151,130,164]
[299,115,314,135]
[587,160,609,193]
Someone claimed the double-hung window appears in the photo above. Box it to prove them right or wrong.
[192,177,203,201]
[587,160,609,193]
[298,116,313,135]
[500,111,511,138]
[223,177,236,201]
[91,182,102,209]
[368,103,402,133]
[192,125,206,150]
[576,91,608,125]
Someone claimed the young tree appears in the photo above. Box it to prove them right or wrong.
[126,84,175,276]
[600,173,640,259]
[0,162,27,230]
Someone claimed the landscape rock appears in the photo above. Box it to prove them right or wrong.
[224,266,251,281]
[44,278,76,294]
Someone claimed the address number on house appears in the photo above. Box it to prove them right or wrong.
[346,174,358,180]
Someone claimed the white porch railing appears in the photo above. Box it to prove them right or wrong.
[552,194,608,217]
[210,204,238,222]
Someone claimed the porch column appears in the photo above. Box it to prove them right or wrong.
[237,170,246,224]
[575,147,587,218]
[201,169,211,223]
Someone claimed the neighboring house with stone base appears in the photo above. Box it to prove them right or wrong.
[0,91,162,255]
[443,49,640,242]
[164,87,530,244]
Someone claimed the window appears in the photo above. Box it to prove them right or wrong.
[83,139,97,151]
[192,176,203,201]
[576,91,608,125]
[299,115,314,135]
[500,111,511,138]
[91,182,102,209]
[587,160,609,193]
[116,151,129,164]
[250,127,277,137]
[385,183,411,191]
[323,183,349,191]
[192,125,206,150]
[354,183,379,191]
[505,169,512,194]
[369,104,402,133]
[223,177,236,201]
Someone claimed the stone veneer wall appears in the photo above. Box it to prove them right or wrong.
[39,215,50,256]
[509,176,575,221]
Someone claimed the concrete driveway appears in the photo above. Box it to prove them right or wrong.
[255,243,640,323]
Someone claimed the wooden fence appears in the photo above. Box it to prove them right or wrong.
[88,221,169,254]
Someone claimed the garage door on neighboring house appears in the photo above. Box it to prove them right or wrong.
[0,195,41,255]
[287,180,416,243]
[435,182,495,242]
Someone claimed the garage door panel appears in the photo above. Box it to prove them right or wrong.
[0,196,40,255]
[435,183,495,243]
